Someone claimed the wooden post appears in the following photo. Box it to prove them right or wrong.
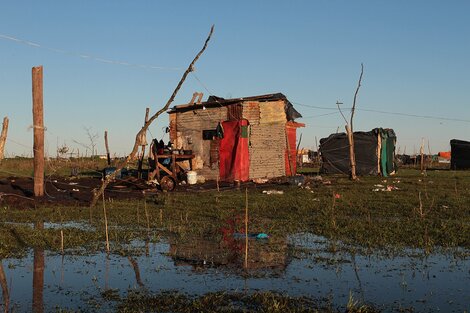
[427,139,432,168]
[0,116,9,160]
[346,125,357,180]
[296,133,302,168]
[104,130,111,166]
[420,138,425,173]
[102,191,110,253]
[244,188,248,269]
[32,66,45,197]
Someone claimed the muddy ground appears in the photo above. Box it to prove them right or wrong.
[0,175,303,208]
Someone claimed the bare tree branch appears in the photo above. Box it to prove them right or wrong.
[336,101,348,125]
[90,25,215,207]
[350,63,364,132]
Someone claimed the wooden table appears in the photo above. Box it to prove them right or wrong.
[149,153,194,183]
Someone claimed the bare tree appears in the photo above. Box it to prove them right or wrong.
[90,25,215,207]
[85,126,99,156]
[72,126,99,157]
[57,143,70,158]
[337,63,364,180]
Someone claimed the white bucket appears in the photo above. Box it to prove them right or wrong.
[187,171,197,185]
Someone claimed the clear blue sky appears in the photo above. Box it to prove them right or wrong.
[1,1,469,156]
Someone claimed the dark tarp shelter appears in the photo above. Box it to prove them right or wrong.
[319,128,397,176]
[450,139,470,170]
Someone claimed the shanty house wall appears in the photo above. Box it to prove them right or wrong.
[169,105,226,180]
[170,99,289,181]
[242,100,287,179]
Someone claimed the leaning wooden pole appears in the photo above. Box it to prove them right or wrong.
[32,66,45,197]
[104,130,111,166]
[348,63,363,181]
[0,116,9,160]
[90,25,215,207]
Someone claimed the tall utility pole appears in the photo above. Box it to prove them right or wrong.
[32,66,45,197]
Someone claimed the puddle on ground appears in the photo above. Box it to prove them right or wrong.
[0,233,469,312]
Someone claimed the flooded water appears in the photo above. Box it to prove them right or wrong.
[1,232,469,312]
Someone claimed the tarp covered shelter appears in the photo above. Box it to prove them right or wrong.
[450,139,470,170]
[319,128,396,176]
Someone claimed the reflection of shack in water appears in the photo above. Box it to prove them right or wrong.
[169,236,289,271]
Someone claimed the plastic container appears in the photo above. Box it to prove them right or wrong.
[187,171,197,185]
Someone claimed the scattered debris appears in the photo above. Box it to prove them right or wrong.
[233,232,270,239]
[253,178,269,184]
[373,185,399,192]
[196,175,206,184]
[263,190,284,195]
[312,175,323,182]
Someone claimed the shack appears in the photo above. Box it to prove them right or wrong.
[319,128,397,176]
[450,139,470,170]
[167,93,304,182]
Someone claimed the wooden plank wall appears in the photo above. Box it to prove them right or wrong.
[243,100,287,179]
[173,105,226,180]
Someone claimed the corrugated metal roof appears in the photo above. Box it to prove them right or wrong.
[168,93,288,113]
[168,92,302,121]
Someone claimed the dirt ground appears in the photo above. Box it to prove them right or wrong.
[0,175,163,208]
[0,175,288,208]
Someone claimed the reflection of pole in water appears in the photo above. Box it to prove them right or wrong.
[60,254,65,287]
[127,256,144,287]
[105,255,109,291]
[0,261,10,313]
[350,252,365,303]
[32,221,44,313]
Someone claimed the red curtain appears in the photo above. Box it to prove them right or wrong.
[219,120,249,182]
[285,125,297,176]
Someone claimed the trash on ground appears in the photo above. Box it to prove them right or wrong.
[253,178,269,184]
[263,190,284,195]
[372,185,399,192]
[233,232,270,240]
[312,175,323,182]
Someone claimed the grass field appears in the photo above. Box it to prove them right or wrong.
[1,159,469,258]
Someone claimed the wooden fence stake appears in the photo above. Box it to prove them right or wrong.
[102,191,110,253]
[0,116,9,160]
[104,130,111,166]
[244,188,248,269]
[32,66,45,197]
[420,138,425,173]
